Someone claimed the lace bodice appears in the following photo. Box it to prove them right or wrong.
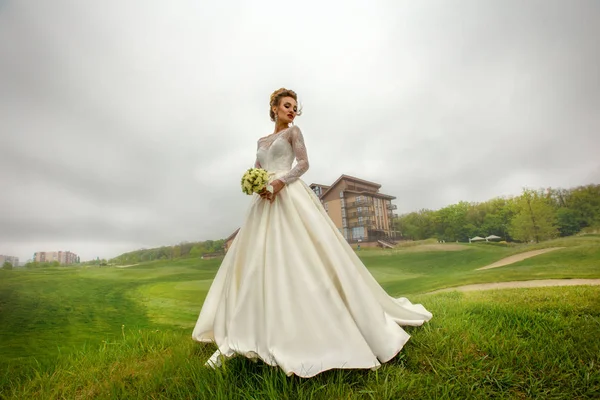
[254,125,309,185]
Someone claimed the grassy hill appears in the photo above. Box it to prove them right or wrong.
[1,235,599,399]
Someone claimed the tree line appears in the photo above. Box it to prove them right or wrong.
[394,184,600,243]
[110,239,226,265]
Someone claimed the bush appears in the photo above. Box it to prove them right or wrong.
[24,261,60,269]
[580,226,600,235]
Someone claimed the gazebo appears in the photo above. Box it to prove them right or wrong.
[485,235,502,242]
[469,236,485,243]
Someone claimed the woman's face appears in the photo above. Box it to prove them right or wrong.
[273,96,298,124]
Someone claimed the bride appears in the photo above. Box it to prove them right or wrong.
[192,88,432,378]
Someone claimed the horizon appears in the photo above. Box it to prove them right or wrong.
[4,181,597,262]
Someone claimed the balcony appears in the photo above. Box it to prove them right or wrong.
[386,203,397,210]
[348,220,375,228]
[346,198,374,208]
[347,210,375,218]
[387,211,398,219]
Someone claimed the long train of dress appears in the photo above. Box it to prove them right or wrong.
[192,126,432,378]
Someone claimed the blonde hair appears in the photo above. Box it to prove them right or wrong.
[269,88,302,121]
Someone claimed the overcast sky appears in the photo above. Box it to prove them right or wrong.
[1,0,599,261]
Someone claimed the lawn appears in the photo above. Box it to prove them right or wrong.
[1,235,599,399]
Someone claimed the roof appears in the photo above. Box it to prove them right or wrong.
[319,174,382,200]
[225,228,240,242]
[343,189,396,200]
[309,183,331,189]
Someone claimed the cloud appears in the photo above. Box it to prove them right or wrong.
[1,0,599,260]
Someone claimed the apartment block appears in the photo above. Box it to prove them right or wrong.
[34,251,79,265]
[0,255,20,267]
[310,175,399,243]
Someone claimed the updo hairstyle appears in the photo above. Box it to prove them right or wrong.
[269,88,302,122]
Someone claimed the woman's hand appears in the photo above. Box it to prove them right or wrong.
[258,188,269,200]
[259,179,285,203]
[269,180,285,202]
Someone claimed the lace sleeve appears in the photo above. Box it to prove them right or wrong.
[254,140,261,168]
[279,126,309,185]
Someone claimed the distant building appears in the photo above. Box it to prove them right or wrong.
[310,183,330,198]
[223,175,400,252]
[0,255,19,267]
[223,228,240,253]
[309,175,399,243]
[34,251,78,265]
[201,252,224,260]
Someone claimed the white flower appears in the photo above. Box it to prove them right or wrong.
[241,167,269,195]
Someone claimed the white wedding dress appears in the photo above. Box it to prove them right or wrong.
[192,125,432,378]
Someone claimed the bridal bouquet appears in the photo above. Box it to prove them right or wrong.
[241,167,272,195]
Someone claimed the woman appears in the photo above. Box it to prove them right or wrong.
[192,88,432,378]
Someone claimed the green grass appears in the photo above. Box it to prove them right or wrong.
[369,235,600,295]
[1,235,599,399]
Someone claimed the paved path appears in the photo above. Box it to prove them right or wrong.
[427,279,600,294]
[477,247,565,270]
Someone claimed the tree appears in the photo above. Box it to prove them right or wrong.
[567,184,600,229]
[434,202,470,241]
[2,261,13,270]
[396,209,435,240]
[509,189,559,243]
[463,223,481,240]
[214,239,225,251]
[204,240,215,253]
[189,246,201,257]
[180,242,195,257]
[478,197,515,240]
[556,207,582,236]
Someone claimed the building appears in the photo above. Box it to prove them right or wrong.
[201,252,224,260]
[309,183,330,198]
[34,251,79,265]
[223,228,240,253]
[310,175,399,243]
[223,175,400,252]
[0,255,19,267]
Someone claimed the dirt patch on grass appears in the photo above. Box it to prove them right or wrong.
[115,264,139,268]
[427,279,600,294]
[477,247,564,270]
